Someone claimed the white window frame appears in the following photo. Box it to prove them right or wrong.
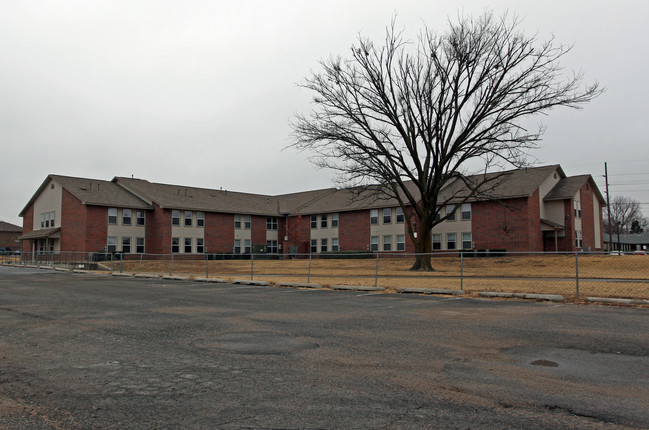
[370,209,378,225]
[446,205,456,222]
[332,213,339,227]
[432,234,442,250]
[396,207,404,223]
[397,234,405,251]
[197,212,205,227]
[122,237,131,253]
[383,235,392,251]
[447,233,456,250]
[172,210,180,226]
[462,232,472,249]
[332,238,339,252]
[383,208,391,224]
[370,236,379,252]
[108,208,118,225]
[184,211,192,227]
[123,209,132,225]
[461,203,471,220]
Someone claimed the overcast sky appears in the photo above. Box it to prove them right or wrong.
[2,0,648,226]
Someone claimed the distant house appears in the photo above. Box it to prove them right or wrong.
[0,221,22,251]
[603,233,649,253]
[18,165,605,257]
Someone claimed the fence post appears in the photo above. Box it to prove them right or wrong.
[374,253,379,288]
[575,252,580,297]
[170,253,174,276]
[460,251,464,291]
[307,253,312,283]
[250,252,254,280]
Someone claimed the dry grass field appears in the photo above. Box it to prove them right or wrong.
[112,254,649,300]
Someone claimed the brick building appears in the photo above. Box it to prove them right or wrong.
[0,221,22,251]
[18,165,605,256]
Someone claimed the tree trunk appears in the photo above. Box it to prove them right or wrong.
[409,222,435,271]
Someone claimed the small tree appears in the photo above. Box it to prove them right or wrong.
[604,196,645,234]
[292,11,601,270]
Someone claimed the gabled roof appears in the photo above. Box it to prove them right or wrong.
[544,175,606,204]
[438,165,564,202]
[19,175,152,216]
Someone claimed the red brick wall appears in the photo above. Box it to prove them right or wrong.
[251,215,266,247]
[21,205,34,253]
[83,205,108,252]
[339,210,370,251]
[60,188,86,251]
[564,200,575,252]
[284,214,311,254]
[205,212,234,253]
[146,204,171,254]
[472,196,541,251]
[579,180,603,251]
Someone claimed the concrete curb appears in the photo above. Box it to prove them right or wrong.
[111,272,132,277]
[134,273,158,279]
[276,282,322,289]
[330,285,384,292]
[162,275,192,281]
[397,288,464,296]
[232,279,270,286]
[585,297,649,305]
[194,277,228,283]
[479,292,564,302]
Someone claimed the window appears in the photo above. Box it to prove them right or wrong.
[321,238,328,253]
[136,237,145,254]
[184,211,192,227]
[332,238,339,252]
[432,234,442,250]
[332,213,339,227]
[461,203,471,220]
[184,238,192,253]
[266,240,278,254]
[434,208,441,222]
[136,210,145,226]
[235,215,242,229]
[40,213,45,228]
[396,207,404,223]
[446,205,456,221]
[171,238,180,253]
[383,208,391,224]
[321,215,327,228]
[244,239,251,253]
[370,209,379,225]
[397,235,405,251]
[383,235,392,251]
[576,231,583,248]
[197,212,204,227]
[266,217,278,230]
[122,237,131,253]
[575,201,582,218]
[370,236,379,252]
[447,233,456,250]
[462,233,472,249]
[45,212,50,228]
[172,210,180,226]
[107,237,117,252]
[310,239,318,253]
[197,238,204,253]
[108,208,117,225]
[311,215,318,229]
[50,212,55,228]
[123,209,132,225]
[234,239,241,254]
[244,216,251,229]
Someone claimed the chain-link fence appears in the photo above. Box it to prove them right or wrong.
[2,251,648,300]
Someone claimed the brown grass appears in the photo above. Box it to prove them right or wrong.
[113,254,649,300]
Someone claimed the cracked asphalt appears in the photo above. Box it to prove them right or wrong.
[0,265,648,429]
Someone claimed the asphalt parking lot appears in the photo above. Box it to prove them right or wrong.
[0,266,648,429]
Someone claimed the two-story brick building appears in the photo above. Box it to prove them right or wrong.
[18,165,605,256]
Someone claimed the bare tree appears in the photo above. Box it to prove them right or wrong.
[291,11,602,270]
[604,196,645,234]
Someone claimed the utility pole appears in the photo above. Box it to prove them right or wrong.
[604,162,613,251]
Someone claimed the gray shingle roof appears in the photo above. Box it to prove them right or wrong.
[51,175,153,209]
[0,221,22,232]
[439,165,563,202]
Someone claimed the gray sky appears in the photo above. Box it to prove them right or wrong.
[2,0,648,226]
